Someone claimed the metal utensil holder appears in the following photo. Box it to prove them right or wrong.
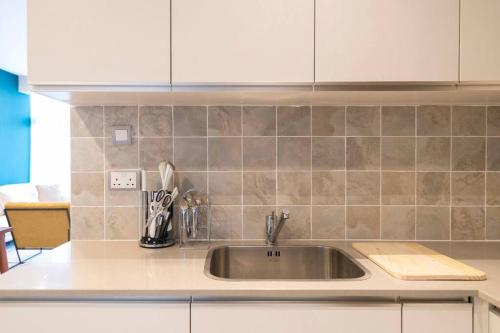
[178,189,211,248]
[140,190,175,248]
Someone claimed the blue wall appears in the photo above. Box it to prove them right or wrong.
[0,69,30,186]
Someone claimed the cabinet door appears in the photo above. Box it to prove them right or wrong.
[460,0,500,82]
[403,303,472,333]
[491,308,500,333]
[28,0,170,85]
[0,302,189,333]
[315,0,459,83]
[172,0,314,84]
[192,302,401,333]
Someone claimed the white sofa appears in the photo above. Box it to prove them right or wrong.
[0,183,68,242]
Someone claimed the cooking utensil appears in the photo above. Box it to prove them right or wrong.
[158,161,174,192]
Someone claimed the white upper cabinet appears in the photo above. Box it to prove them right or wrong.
[315,0,459,83]
[171,0,314,84]
[461,0,500,82]
[28,0,171,85]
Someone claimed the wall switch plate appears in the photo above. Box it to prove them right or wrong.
[109,171,140,190]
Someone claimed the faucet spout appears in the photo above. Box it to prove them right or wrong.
[266,209,290,245]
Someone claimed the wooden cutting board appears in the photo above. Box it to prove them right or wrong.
[353,242,487,281]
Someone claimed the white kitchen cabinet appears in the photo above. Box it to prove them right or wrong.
[171,0,314,84]
[191,302,401,333]
[28,0,171,85]
[460,0,500,82]
[403,303,473,333]
[0,302,189,333]
[315,0,459,83]
[491,308,500,333]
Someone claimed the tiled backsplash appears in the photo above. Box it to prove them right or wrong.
[70,105,500,241]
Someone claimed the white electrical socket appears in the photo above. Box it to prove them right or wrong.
[109,171,139,190]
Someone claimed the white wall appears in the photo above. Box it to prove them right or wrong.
[0,0,27,75]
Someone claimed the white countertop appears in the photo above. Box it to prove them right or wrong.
[0,240,499,307]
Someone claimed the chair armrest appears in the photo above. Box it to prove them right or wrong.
[4,202,70,210]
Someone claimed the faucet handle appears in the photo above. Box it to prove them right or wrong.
[265,212,274,236]
[281,209,290,219]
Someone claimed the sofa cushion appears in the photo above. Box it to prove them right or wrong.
[37,184,68,202]
[0,183,39,216]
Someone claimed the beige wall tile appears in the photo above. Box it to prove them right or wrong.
[208,172,242,205]
[487,138,500,171]
[486,207,500,240]
[242,106,276,136]
[451,207,485,240]
[277,172,311,205]
[487,106,500,136]
[208,106,241,136]
[381,172,415,205]
[451,172,485,206]
[381,137,415,171]
[311,106,345,136]
[71,173,104,206]
[346,206,380,239]
[104,106,138,137]
[486,172,500,205]
[417,137,450,171]
[346,171,380,205]
[243,206,274,239]
[452,137,486,171]
[243,137,276,171]
[277,106,311,136]
[71,207,104,240]
[277,206,311,239]
[71,106,103,137]
[211,206,242,239]
[208,137,242,171]
[173,106,207,136]
[105,183,140,206]
[381,206,415,240]
[139,138,173,171]
[174,172,207,194]
[243,172,276,205]
[416,206,450,240]
[346,137,380,170]
[312,206,345,239]
[346,106,380,136]
[312,137,345,170]
[417,105,451,136]
[381,106,415,136]
[311,171,344,205]
[417,172,450,205]
[105,138,139,169]
[145,171,163,192]
[174,138,207,171]
[71,138,104,172]
[452,106,486,136]
[105,207,139,240]
[277,137,311,170]
[139,106,172,137]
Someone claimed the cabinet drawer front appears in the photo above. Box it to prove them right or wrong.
[491,308,500,333]
[192,302,401,333]
[403,303,472,333]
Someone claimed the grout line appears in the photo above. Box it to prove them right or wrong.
[414,106,418,240]
[485,106,488,240]
[379,105,382,239]
[344,106,347,239]
[275,106,278,217]
[240,105,244,239]
[450,106,453,240]
[310,106,313,239]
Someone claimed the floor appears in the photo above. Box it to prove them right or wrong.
[5,241,45,270]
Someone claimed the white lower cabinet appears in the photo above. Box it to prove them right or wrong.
[491,308,500,333]
[403,303,473,333]
[0,302,190,333]
[191,302,401,333]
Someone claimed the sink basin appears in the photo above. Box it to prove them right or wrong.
[205,245,370,280]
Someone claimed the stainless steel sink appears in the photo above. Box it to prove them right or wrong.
[205,245,370,280]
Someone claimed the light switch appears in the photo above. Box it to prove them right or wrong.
[112,125,132,145]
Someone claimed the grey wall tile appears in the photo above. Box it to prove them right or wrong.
[381,206,415,240]
[174,138,207,171]
[243,172,276,205]
[346,172,380,205]
[71,173,104,206]
[277,172,311,205]
[487,172,500,205]
[452,106,486,136]
[139,106,172,137]
[208,137,242,171]
[208,172,242,205]
[71,138,104,171]
[451,207,485,240]
[382,106,415,136]
[486,207,500,240]
[277,137,311,170]
[70,207,104,240]
[71,106,103,137]
[346,206,380,239]
[145,171,163,192]
[417,105,451,136]
[452,137,485,171]
[243,137,276,171]
[105,207,139,240]
[277,106,310,136]
[311,171,345,205]
[174,172,207,194]
[243,206,273,239]
[242,106,276,136]
[487,138,500,171]
[312,206,345,239]
[416,206,450,240]
[312,106,345,136]
[139,138,173,171]
[381,172,415,205]
[451,172,485,206]
[104,106,138,137]
[346,137,380,170]
[312,137,345,170]
[417,172,450,205]
[276,206,311,239]
[417,137,450,171]
[346,106,380,136]
[105,138,139,169]
[208,106,241,136]
[211,206,242,239]
[173,106,207,136]
[487,106,500,136]
[381,137,415,171]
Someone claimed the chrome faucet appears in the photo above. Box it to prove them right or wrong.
[265,209,290,245]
